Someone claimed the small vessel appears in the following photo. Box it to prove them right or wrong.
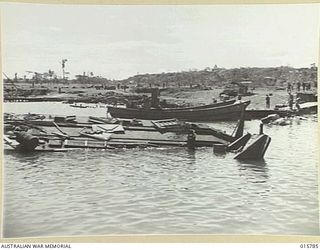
[298,102,317,115]
[70,103,88,108]
[108,100,250,121]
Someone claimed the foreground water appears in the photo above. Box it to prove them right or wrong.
[3,102,319,237]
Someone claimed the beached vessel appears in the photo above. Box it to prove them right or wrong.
[108,100,250,121]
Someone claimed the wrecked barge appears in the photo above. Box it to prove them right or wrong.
[4,110,271,160]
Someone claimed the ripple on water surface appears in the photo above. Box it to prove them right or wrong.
[3,118,319,237]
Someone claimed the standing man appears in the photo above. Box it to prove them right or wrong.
[288,93,294,110]
[297,82,301,92]
[187,129,196,150]
[266,94,270,109]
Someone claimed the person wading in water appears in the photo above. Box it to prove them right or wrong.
[266,94,271,109]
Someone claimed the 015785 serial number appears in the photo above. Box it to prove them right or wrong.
[300,244,319,249]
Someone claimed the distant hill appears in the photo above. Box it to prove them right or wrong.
[119,66,318,89]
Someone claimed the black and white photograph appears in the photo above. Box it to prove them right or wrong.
[1,2,319,238]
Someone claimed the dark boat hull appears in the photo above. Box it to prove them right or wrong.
[108,101,250,121]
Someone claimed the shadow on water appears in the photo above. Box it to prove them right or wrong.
[4,149,42,164]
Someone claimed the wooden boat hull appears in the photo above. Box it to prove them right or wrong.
[298,102,318,115]
[162,99,235,111]
[108,101,250,121]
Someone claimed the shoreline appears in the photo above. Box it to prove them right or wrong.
[4,84,317,111]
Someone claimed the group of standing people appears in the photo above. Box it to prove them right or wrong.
[265,81,310,110]
[288,93,301,110]
[287,82,312,93]
[265,93,300,110]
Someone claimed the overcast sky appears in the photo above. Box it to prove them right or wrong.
[1,3,320,80]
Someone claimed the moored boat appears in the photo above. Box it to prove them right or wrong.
[70,103,88,108]
[108,100,250,121]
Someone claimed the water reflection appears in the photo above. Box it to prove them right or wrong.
[237,159,267,168]
[237,159,269,182]
[213,151,227,158]
[186,148,196,162]
[5,149,42,168]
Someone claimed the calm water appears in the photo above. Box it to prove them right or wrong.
[3,102,319,237]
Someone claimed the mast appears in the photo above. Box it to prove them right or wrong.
[234,104,245,139]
